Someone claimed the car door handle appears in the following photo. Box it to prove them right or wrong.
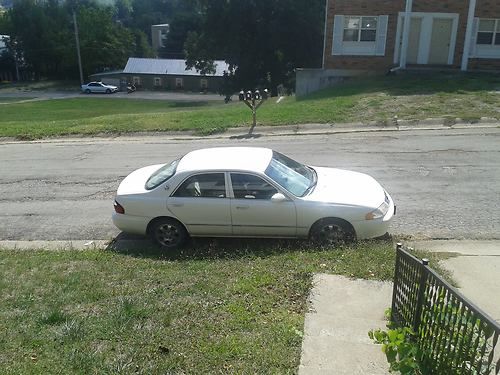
[235,205,249,209]
[171,203,184,207]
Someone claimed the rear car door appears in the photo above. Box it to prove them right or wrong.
[229,173,297,236]
[167,172,231,235]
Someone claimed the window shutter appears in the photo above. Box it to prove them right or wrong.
[332,15,344,56]
[469,17,479,57]
[375,15,389,56]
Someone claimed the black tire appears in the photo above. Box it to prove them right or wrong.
[310,218,355,247]
[150,218,188,250]
[85,89,91,94]
[106,89,111,94]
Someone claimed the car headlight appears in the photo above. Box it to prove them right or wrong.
[365,192,390,220]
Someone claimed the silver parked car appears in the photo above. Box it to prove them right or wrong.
[81,81,118,94]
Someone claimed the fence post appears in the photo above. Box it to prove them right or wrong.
[391,243,403,323]
[413,257,429,334]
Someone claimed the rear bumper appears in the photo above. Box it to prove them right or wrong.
[112,213,149,235]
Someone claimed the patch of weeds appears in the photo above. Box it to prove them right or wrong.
[57,319,84,341]
[443,117,456,126]
[69,348,98,374]
[15,134,35,141]
[459,116,481,123]
[113,296,149,329]
[39,308,68,325]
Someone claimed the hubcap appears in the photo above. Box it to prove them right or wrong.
[318,224,346,245]
[156,223,180,247]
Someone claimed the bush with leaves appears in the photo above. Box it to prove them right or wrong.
[369,325,427,375]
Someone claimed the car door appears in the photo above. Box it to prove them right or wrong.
[229,172,297,236]
[95,83,106,93]
[167,172,231,235]
[88,82,99,93]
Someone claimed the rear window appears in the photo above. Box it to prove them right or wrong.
[145,159,179,190]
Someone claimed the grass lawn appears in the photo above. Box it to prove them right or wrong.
[0,240,449,374]
[1,72,499,139]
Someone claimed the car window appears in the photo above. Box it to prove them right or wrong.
[265,151,315,197]
[230,173,277,200]
[145,159,179,190]
[173,173,226,198]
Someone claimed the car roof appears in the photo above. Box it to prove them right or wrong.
[176,147,273,173]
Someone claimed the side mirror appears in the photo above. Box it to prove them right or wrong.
[271,193,288,203]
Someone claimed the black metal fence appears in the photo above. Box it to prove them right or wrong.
[391,243,500,375]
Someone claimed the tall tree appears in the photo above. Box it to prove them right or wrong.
[185,0,324,93]
[5,0,138,79]
[74,4,135,76]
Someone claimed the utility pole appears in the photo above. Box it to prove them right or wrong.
[73,10,84,85]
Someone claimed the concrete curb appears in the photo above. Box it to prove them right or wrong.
[0,118,498,145]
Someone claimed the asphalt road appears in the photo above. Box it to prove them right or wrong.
[0,90,223,102]
[0,127,499,241]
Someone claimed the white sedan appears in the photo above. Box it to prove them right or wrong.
[112,147,395,249]
[81,81,118,94]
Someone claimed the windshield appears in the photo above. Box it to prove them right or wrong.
[145,159,179,190]
[264,151,316,197]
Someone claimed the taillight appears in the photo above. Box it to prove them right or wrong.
[114,200,125,214]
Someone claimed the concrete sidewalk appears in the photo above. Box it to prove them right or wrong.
[299,274,392,374]
[409,240,500,322]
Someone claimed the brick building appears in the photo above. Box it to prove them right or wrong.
[297,0,500,96]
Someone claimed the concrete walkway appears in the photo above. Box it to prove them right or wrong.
[299,274,392,374]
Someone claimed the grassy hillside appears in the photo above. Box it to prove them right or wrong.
[1,73,499,139]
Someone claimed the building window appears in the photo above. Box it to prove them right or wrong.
[332,15,388,56]
[200,79,208,90]
[175,78,183,89]
[133,76,141,86]
[477,19,500,45]
[343,16,378,42]
[154,77,161,87]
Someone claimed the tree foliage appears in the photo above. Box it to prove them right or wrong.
[0,0,325,87]
[185,0,325,92]
[0,0,144,79]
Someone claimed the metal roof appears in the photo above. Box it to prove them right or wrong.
[89,70,123,77]
[123,58,229,77]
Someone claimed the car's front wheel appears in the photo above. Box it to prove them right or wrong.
[150,218,188,250]
[106,89,111,94]
[310,218,355,247]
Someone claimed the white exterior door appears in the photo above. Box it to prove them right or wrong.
[229,173,297,236]
[167,173,231,235]
[395,12,458,66]
[429,18,453,64]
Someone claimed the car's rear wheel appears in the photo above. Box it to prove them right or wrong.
[150,218,188,250]
[310,218,355,247]
[85,89,91,94]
